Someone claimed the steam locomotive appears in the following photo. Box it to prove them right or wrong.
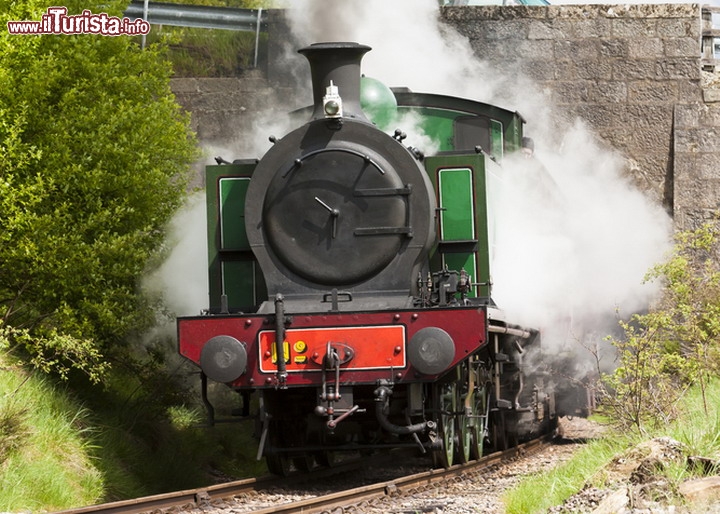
[177,42,591,475]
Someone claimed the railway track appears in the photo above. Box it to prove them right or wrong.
[55,434,554,514]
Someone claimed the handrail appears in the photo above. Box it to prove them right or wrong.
[123,1,268,63]
[123,1,267,32]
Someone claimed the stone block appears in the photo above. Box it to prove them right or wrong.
[517,60,557,81]
[612,59,657,80]
[699,104,720,125]
[554,39,600,61]
[629,124,673,149]
[599,38,628,58]
[612,18,657,38]
[482,19,530,40]
[655,58,701,81]
[628,38,664,59]
[552,80,591,103]
[567,103,627,128]
[589,80,628,103]
[673,177,720,210]
[677,79,704,103]
[627,80,678,103]
[625,104,675,130]
[664,37,702,59]
[570,18,612,39]
[443,5,547,22]
[657,17,701,39]
[516,39,556,60]
[528,18,574,40]
[696,152,720,179]
[703,88,720,103]
[673,103,703,129]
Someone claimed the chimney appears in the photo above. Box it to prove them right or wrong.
[298,42,371,122]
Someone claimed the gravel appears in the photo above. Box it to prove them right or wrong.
[195,417,720,513]
[352,417,605,513]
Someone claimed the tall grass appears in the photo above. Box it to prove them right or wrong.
[0,359,104,511]
[663,381,720,483]
[502,437,632,514]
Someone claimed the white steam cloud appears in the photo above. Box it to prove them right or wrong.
[285,1,495,100]
[492,123,671,337]
[283,0,672,362]
[144,192,208,318]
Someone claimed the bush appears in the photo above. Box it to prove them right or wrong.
[0,0,199,380]
[603,222,720,432]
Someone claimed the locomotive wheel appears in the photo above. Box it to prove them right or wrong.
[315,450,336,468]
[432,381,457,468]
[490,409,508,451]
[266,452,292,476]
[488,387,509,452]
[293,453,315,472]
[470,382,491,460]
[490,409,519,451]
[456,366,472,464]
[264,418,292,476]
[265,418,314,475]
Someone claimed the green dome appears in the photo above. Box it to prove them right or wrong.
[360,76,398,129]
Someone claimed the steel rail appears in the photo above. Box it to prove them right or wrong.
[56,434,552,514]
[54,477,260,514]
[248,435,553,514]
[53,455,376,514]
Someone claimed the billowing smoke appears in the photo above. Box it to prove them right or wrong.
[284,0,673,372]
[139,191,208,371]
[143,192,208,319]
[284,1,496,99]
[491,124,671,373]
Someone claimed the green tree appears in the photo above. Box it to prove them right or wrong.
[604,222,720,432]
[0,0,199,381]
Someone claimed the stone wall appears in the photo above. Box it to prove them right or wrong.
[171,72,289,146]
[170,5,720,229]
[443,4,715,228]
[673,99,720,227]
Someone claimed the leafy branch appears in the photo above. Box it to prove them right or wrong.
[603,222,720,432]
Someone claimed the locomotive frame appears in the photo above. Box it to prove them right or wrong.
[177,42,590,475]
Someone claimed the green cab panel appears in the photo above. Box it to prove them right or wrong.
[392,91,524,156]
[206,163,266,313]
[425,153,493,300]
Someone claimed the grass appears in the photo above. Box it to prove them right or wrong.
[502,378,720,513]
[0,348,266,511]
[0,358,104,511]
[668,383,720,458]
[502,434,632,514]
[141,26,267,78]
[71,362,266,500]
